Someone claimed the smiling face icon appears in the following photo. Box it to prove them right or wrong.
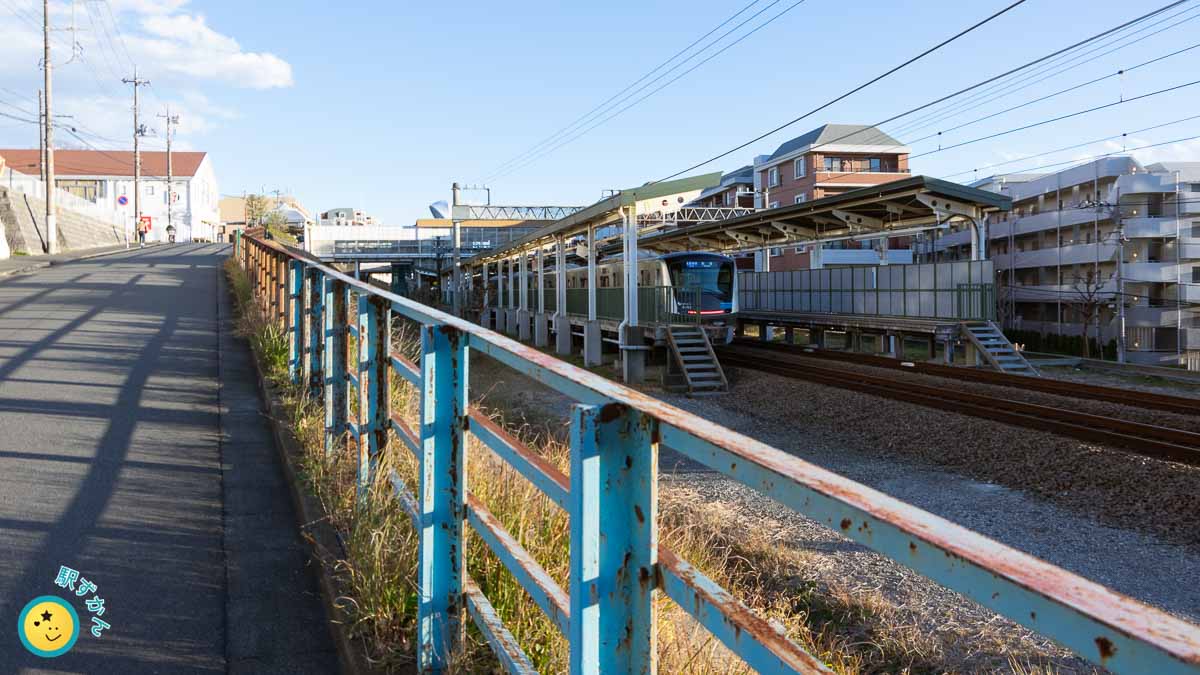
[18,596,79,658]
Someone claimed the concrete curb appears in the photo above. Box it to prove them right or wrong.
[248,354,383,675]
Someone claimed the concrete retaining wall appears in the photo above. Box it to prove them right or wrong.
[0,186,127,255]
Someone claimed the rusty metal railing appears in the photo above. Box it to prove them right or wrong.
[237,231,1200,674]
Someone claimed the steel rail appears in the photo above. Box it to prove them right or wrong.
[719,348,1200,466]
[730,339,1199,416]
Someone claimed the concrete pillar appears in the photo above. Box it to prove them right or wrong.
[555,315,572,356]
[758,322,769,341]
[584,321,602,367]
[944,339,955,365]
[534,313,549,347]
[810,328,824,348]
[621,325,645,384]
[784,327,795,345]
[928,335,936,360]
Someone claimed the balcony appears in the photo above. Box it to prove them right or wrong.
[993,241,1118,270]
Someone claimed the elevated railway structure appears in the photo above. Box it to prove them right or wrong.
[239,230,1200,673]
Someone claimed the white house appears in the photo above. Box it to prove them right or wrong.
[0,149,220,242]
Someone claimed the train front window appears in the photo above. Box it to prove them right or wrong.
[667,259,733,298]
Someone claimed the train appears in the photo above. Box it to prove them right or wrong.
[556,251,739,343]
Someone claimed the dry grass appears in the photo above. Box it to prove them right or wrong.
[225,256,1076,674]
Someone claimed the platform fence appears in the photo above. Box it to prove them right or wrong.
[237,230,1200,675]
[740,260,996,321]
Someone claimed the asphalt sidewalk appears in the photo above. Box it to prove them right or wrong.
[0,244,337,673]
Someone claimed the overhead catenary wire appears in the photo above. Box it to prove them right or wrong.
[808,76,1200,187]
[657,0,1186,184]
[885,1,1200,139]
[485,0,767,178]
[485,0,814,183]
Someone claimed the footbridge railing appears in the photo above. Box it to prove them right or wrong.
[237,232,1200,674]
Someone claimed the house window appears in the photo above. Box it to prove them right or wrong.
[768,201,780,209]
[869,158,882,172]
[145,184,155,195]
[1193,266,1200,284]
[767,167,779,187]
[794,193,807,204]
[794,158,806,179]
[1192,222,1200,238]
[823,157,837,171]
[769,248,782,257]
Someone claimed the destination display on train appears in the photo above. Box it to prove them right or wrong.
[684,260,717,268]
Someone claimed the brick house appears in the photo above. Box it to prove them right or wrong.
[751,124,911,270]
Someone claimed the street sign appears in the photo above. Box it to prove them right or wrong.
[139,215,152,232]
[117,195,129,206]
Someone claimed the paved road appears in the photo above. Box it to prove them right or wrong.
[0,244,337,673]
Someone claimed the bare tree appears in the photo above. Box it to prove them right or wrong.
[1068,269,1109,359]
[244,194,269,227]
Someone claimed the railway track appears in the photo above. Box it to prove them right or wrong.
[717,344,1200,467]
[729,338,1199,417]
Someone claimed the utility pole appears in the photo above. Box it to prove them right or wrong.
[122,69,149,245]
[158,108,179,242]
[43,0,56,254]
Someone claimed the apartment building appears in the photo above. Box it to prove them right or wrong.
[750,124,912,271]
[690,165,754,208]
[319,207,375,226]
[0,148,219,242]
[930,157,1200,368]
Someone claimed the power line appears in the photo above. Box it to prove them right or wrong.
[811,76,1200,187]
[905,38,1200,147]
[486,0,812,182]
[657,0,1041,182]
[486,0,767,178]
[658,0,1184,184]
[948,131,1200,180]
[942,113,1200,179]
[885,1,1200,139]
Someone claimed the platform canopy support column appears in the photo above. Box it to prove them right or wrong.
[620,203,644,384]
[534,246,549,347]
[554,236,571,356]
[506,255,518,335]
[496,258,506,334]
[584,224,601,367]
[518,248,531,341]
[480,261,491,330]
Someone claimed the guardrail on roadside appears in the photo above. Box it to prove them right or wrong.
[237,230,1200,674]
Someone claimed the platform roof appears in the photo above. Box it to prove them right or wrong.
[470,172,721,264]
[633,175,1011,254]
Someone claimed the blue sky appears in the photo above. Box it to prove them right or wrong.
[1,0,1199,224]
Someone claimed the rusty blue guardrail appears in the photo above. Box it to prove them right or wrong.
[237,232,1200,674]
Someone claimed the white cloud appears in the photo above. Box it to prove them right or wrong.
[135,13,293,89]
[0,0,292,151]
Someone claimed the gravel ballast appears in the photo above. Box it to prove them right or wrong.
[463,350,1200,671]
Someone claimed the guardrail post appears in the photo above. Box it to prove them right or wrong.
[569,403,658,675]
[323,276,348,454]
[289,259,304,384]
[418,323,468,672]
[356,294,390,502]
[307,269,325,401]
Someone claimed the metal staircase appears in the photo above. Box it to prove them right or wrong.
[960,321,1040,376]
[665,325,728,395]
